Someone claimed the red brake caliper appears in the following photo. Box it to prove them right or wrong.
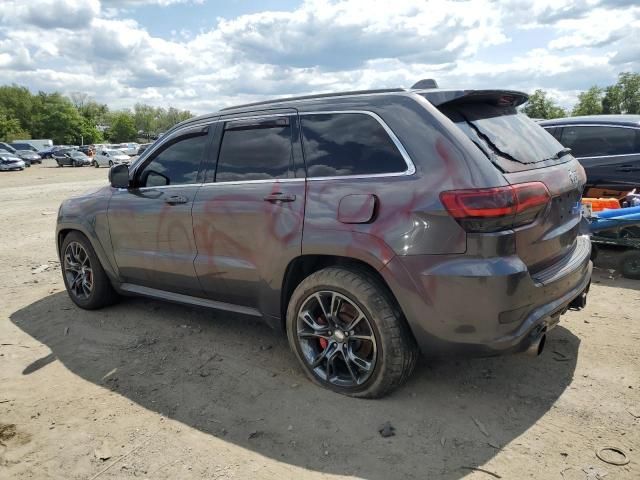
[317,315,328,350]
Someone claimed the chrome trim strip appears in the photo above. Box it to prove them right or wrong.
[578,152,640,160]
[543,123,640,130]
[133,183,202,192]
[120,283,262,317]
[200,178,305,187]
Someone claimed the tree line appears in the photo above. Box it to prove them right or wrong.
[2,72,638,143]
[0,85,192,145]
[523,72,640,119]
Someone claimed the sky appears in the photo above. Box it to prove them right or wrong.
[0,0,638,114]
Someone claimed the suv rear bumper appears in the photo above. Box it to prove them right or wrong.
[381,235,592,356]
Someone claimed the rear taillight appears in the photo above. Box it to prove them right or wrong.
[440,182,550,233]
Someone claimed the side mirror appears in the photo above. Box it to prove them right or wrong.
[109,163,130,189]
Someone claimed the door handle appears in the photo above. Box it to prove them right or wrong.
[263,193,296,203]
[165,195,189,205]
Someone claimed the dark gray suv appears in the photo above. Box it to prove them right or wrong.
[57,83,592,397]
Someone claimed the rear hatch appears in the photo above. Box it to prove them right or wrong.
[424,90,585,275]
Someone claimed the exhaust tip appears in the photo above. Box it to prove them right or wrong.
[525,332,546,356]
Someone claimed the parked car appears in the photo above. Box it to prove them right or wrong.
[12,139,53,151]
[116,143,139,156]
[10,142,39,152]
[0,142,17,153]
[0,153,26,171]
[53,149,92,167]
[94,149,131,167]
[39,146,65,158]
[15,150,42,164]
[137,143,153,155]
[540,115,640,189]
[56,83,592,397]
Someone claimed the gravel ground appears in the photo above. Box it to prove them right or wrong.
[1,163,638,479]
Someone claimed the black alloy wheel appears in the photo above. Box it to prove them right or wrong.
[296,290,378,388]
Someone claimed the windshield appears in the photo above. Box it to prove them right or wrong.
[437,102,567,172]
[106,150,125,156]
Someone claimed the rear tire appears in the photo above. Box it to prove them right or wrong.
[60,231,119,309]
[286,267,418,398]
[620,250,640,280]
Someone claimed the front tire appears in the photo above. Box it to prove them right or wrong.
[61,232,118,309]
[286,267,418,398]
[620,250,640,280]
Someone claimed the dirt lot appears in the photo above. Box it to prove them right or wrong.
[1,163,638,480]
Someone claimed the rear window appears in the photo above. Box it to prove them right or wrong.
[560,126,639,157]
[300,113,408,178]
[437,102,566,171]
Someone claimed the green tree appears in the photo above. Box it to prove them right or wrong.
[602,72,640,114]
[523,89,567,119]
[108,112,137,142]
[0,84,33,133]
[572,86,603,116]
[30,92,88,144]
[0,109,24,142]
[133,103,157,137]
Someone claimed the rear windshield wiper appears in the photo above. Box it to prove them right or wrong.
[541,147,573,163]
[557,147,572,158]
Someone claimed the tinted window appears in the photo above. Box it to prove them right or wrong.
[439,103,564,169]
[216,119,292,182]
[138,130,207,187]
[560,126,639,157]
[300,113,407,177]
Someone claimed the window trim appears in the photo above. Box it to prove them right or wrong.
[544,124,640,159]
[132,110,416,189]
[299,110,416,181]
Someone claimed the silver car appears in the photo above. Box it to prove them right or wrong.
[0,153,26,171]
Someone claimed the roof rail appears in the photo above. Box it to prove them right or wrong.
[219,88,406,111]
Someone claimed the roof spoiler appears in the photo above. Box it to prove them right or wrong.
[411,79,439,89]
[418,89,529,108]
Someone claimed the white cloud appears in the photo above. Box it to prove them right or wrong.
[1,0,100,30]
[0,0,637,113]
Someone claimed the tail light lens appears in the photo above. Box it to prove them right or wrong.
[440,182,550,233]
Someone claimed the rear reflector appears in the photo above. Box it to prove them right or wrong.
[440,182,550,233]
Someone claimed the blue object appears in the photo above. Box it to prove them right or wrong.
[597,205,640,218]
[590,213,640,232]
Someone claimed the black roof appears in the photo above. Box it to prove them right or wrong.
[539,114,640,128]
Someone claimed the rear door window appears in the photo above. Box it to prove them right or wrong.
[438,102,566,172]
[560,126,639,157]
[215,117,293,182]
[300,113,408,178]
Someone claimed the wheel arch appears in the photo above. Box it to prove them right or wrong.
[57,225,120,285]
[280,254,405,331]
